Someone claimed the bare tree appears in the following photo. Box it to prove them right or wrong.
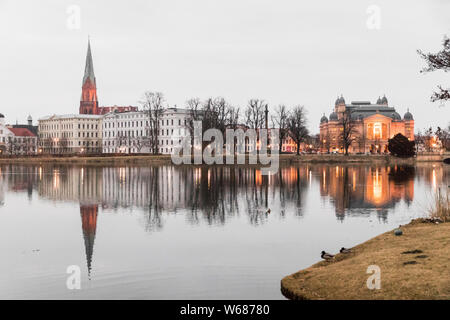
[185,97,204,153]
[287,106,309,155]
[43,137,52,154]
[186,97,236,152]
[115,132,130,152]
[271,104,290,153]
[60,137,69,154]
[7,137,19,155]
[356,127,366,154]
[245,99,266,130]
[423,127,434,152]
[203,97,232,134]
[414,130,424,153]
[436,125,450,150]
[418,36,450,103]
[140,91,165,154]
[132,135,150,153]
[227,105,240,130]
[310,133,321,150]
[339,109,358,155]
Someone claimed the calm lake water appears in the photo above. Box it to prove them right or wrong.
[0,163,448,299]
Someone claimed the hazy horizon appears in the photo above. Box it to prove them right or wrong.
[0,0,449,133]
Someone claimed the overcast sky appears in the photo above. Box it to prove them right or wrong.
[0,0,449,133]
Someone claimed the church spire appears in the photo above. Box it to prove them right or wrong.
[80,38,99,114]
[83,39,96,86]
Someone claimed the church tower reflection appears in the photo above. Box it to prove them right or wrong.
[80,204,98,278]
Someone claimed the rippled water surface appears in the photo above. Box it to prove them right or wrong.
[0,163,448,299]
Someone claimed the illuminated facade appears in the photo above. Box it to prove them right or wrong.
[320,95,414,154]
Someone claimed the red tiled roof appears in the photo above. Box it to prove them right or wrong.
[8,128,36,137]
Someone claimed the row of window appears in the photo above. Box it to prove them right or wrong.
[40,123,98,130]
[105,130,150,138]
[103,128,189,138]
[104,120,148,129]
[1,137,36,143]
[103,147,175,154]
[39,140,99,147]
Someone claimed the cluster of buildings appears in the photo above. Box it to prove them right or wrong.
[36,41,194,155]
[0,40,416,156]
[0,114,38,155]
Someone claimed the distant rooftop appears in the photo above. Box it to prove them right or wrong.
[39,114,102,121]
[103,110,147,117]
[163,107,191,113]
[350,101,371,105]
[9,127,36,137]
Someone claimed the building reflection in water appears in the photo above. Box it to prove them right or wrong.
[0,163,447,277]
[318,165,415,221]
[0,165,38,202]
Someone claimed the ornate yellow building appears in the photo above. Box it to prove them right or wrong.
[320,95,414,154]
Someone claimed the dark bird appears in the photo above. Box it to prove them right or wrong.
[340,247,351,254]
[266,209,271,214]
[321,251,334,260]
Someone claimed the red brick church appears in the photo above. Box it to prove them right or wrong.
[80,40,137,115]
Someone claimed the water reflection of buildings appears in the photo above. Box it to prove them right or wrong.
[101,166,189,210]
[0,165,38,201]
[318,165,415,220]
[31,165,311,225]
[37,166,102,204]
[415,164,448,191]
[1,163,447,276]
[4,164,442,223]
[2,164,447,222]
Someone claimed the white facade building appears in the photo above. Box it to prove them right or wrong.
[158,108,191,154]
[102,111,150,153]
[102,108,192,155]
[37,107,193,155]
[38,114,102,154]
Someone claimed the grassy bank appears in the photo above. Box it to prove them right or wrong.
[281,219,450,300]
[0,154,174,165]
[0,153,444,165]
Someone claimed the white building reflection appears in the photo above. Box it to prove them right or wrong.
[0,163,447,278]
[1,163,448,223]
